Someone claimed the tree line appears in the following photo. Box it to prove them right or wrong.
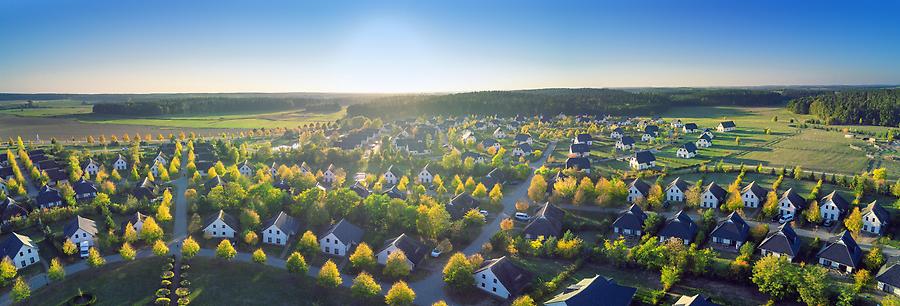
[92,97,339,116]
[787,89,900,126]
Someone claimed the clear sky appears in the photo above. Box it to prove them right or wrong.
[1,0,899,93]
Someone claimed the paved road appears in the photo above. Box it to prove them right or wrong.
[408,141,557,305]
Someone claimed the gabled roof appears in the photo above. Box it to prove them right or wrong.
[575,133,592,142]
[703,182,727,201]
[612,204,647,231]
[0,232,36,259]
[684,123,698,130]
[681,142,697,153]
[820,191,850,212]
[482,138,499,147]
[350,181,370,198]
[659,210,697,241]
[72,177,97,195]
[0,197,28,222]
[619,136,635,146]
[447,193,479,220]
[203,209,239,231]
[863,200,890,223]
[322,219,364,244]
[759,223,801,257]
[698,133,712,141]
[569,143,590,153]
[876,263,900,288]
[63,215,98,238]
[36,185,63,207]
[544,275,636,306]
[644,125,659,134]
[633,151,655,164]
[710,212,750,242]
[817,231,862,268]
[741,181,767,199]
[380,233,429,266]
[205,175,225,190]
[629,179,650,196]
[719,121,736,128]
[612,127,624,134]
[461,152,485,161]
[674,294,721,306]
[780,188,806,209]
[382,185,406,200]
[240,160,254,170]
[667,177,689,192]
[475,256,532,296]
[565,157,590,171]
[516,143,533,153]
[515,134,532,142]
[262,211,300,236]
[523,202,565,238]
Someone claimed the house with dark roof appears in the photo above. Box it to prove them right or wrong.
[612,204,647,237]
[627,179,650,203]
[131,177,159,200]
[376,233,429,270]
[710,212,750,250]
[565,157,591,174]
[569,143,590,158]
[615,136,635,150]
[741,181,767,208]
[759,223,801,261]
[382,184,407,200]
[416,164,434,184]
[0,232,39,269]
[677,142,697,159]
[0,167,13,180]
[659,210,697,245]
[203,210,239,238]
[113,154,128,171]
[700,182,727,208]
[382,165,399,185]
[514,133,533,145]
[512,143,533,158]
[819,191,850,222]
[817,231,862,273]
[81,158,100,176]
[261,211,300,246]
[683,123,699,133]
[545,274,636,306]
[45,168,68,186]
[778,188,806,217]
[0,197,28,225]
[447,193,479,220]
[350,181,370,198]
[72,177,98,202]
[64,215,98,248]
[121,212,148,234]
[630,151,655,170]
[674,294,722,306]
[717,121,736,132]
[696,133,712,148]
[876,262,900,296]
[523,202,565,240]
[238,160,255,177]
[641,125,659,142]
[36,185,64,208]
[474,256,533,299]
[273,179,291,192]
[320,218,364,257]
[610,127,624,139]
[863,200,890,235]
[482,139,501,151]
[462,152,487,164]
[573,133,593,145]
[205,175,226,191]
[666,177,689,202]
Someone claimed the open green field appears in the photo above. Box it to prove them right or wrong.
[187,258,371,306]
[0,100,93,117]
[19,257,167,306]
[75,107,346,129]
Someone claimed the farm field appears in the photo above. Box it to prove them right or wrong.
[0,114,239,142]
[74,107,347,129]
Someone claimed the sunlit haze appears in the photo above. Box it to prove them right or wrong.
[1,0,899,93]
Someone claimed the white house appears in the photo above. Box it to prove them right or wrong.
[627,179,650,203]
[238,161,254,177]
[299,162,312,175]
[63,215,98,247]
[121,212,148,234]
[717,121,736,132]
[671,119,684,128]
[610,128,624,139]
[153,152,168,167]
[383,165,399,185]
[375,233,428,270]
[261,211,300,246]
[819,191,850,222]
[113,155,128,171]
[863,201,890,235]
[741,181,767,208]
[877,264,900,297]
[700,182,727,208]
[512,143,533,158]
[683,123,699,133]
[82,159,100,176]
[677,143,697,159]
[203,210,239,238]
[474,256,532,299]
[0,233,39,269]
[573,133,593,145]
[778,188,806,217]
[417,164,433,184]
[320,219,364,257]
[666,178,689,202]
[493,128,507,139]
[514,134,533,145]
[696,134,712,148]
[615,136,635,151]
[322,164,337,183]
[630,151,656,170]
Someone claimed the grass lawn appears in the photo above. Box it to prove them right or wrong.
[186,257,375,306]
[19,257,166,306]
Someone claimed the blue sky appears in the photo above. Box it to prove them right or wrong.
[1,0,899,93]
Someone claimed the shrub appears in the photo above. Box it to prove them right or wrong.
[155,297,171,305]
[176,287,190,297]
[177,297,190,305]
[155,288,171,298]
[180,280,191,287]
[161,271,175,279]
[161,280,172,287]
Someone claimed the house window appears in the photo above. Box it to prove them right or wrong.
[213,231,217,235]
[481,283,485,288]
[492,287,497,292]
[29,258,34,264]
[27,249,31,254]
[493,279,497,284]
[482,274,485,279]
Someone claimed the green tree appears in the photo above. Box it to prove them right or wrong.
[87,247,106,267]
[527,175,547,202]
[11,277,30,303]
[350,243,376,271]
[252,248,267,264]
[844,207,863,238]
[123,222,138,243]
[48,258,65,281]
[286,252,309,274]
[804,200,822,224]
[385,281,415,306]
[416,204,450,240]
[351,272,381,300]
[140,217,164,242]
[216,239,236,260]
[152,240,169,257]
[62,239,77,256]
[511,295,536,306]
[442,252,474,289]
[317,260,342,288]
[296,230,319,256]
[120,242,136,261]
[384,250,411,279]
[660,265,681,291]
[854,269,872,292]
[864,246,885,271]
[751,255,797,301]
[796,265,830,306]
[182,237,200,259]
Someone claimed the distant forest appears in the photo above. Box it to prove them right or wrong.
[788,89,900,126]
[347,88,809,118]
[92,97,340,116]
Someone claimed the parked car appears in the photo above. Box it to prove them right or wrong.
[822,219,835,227]
[778,214,794,224]
[515,212,530,221]
[430,248,442,258]
[79,241,90,258]
[479,210,489,217]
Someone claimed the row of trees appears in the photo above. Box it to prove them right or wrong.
[787,89,900,126]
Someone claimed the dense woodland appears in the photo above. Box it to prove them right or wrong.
[788,89,900,126]
[91,98,340,116]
